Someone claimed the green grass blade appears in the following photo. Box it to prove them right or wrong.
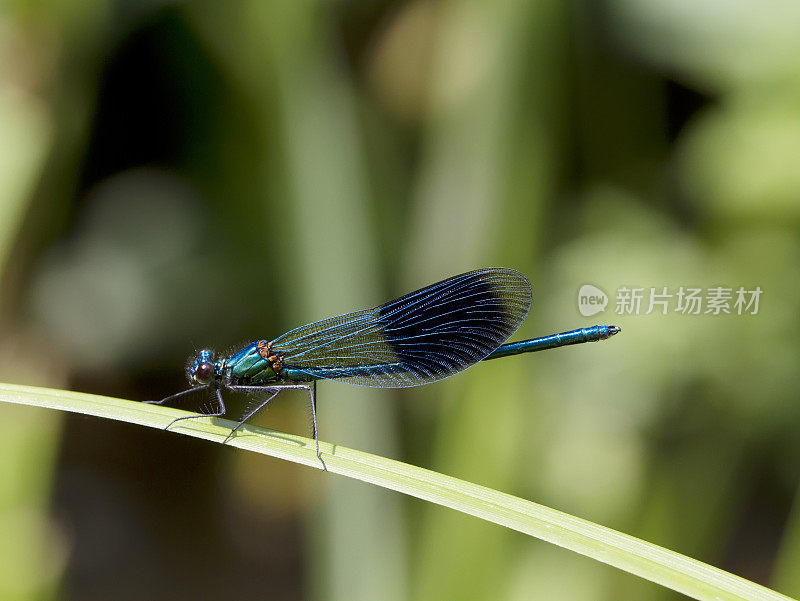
[0,382,792,601]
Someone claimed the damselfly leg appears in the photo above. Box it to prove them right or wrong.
[156,383,228,430]
[220,387,281,444]
[143,386,200,406]
[226,382,326,470]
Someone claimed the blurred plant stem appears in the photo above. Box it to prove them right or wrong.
[402,0,564,598]
[772,483,800,597]
[0,2,118,596]
[0,18,65,599]
[188,4,406,600]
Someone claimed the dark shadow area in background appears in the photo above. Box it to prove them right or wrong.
[54,10,304,600]
[78,9,215,192]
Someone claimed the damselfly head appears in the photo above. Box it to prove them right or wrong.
[188,349,217,386]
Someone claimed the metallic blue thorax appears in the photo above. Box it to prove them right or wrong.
[225,342,278,384]
[223,342,313,384]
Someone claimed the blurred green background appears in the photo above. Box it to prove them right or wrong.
[1,0,799,599]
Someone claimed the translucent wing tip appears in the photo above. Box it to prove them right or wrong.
[480,267,532,327]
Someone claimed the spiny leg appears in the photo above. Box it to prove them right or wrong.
[164,382,227,430]
[221,387,282,444]
[227,382,327,470]
[143,386,198,406]
[307,381,326,471]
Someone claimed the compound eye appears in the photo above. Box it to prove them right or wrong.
[194,361,214,385]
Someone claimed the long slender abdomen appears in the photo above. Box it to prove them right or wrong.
[485,325,620,360]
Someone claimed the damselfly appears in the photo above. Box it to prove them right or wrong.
[147,268,620,469]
